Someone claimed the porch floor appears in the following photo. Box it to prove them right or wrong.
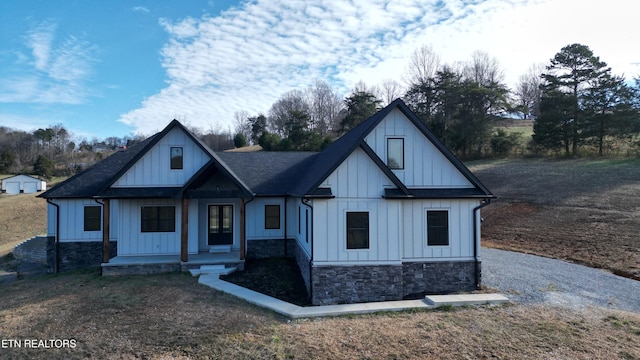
[101,251,244,275]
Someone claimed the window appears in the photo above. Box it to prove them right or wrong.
[298,207,301,234]
[387,138,404,169]
[84,206,101,231]
[346,212,369,249]
[265,205,280,229]
[427,210,449,246]
[141,206,176,232]
[170,147,183,169]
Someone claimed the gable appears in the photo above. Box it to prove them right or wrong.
[113,127,211,188]
[320,147,395,198]
[364,108,474,188]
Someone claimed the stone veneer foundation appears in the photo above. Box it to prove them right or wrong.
[291,239,479,305]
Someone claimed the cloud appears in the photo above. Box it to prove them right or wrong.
[0,22,97,105]
[132,6,150,13]
[118,0,640,135]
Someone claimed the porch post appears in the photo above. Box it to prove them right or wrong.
[102,199,110,263]
[240,198,245,260]
[181,198,189,262]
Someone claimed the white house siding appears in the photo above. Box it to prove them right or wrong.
[117,199,181,255]
[245,197,285,240]
[196,198,242,251]
[290,197,311,258]
[364,108,473,188]
[401,199,479,260]
[46,199,118,242]
[113,127,210,187]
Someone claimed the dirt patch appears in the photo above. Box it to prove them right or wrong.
[471,158,640,280]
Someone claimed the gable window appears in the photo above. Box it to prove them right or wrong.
[84,206,101,232]
[427,210,449,246]
[265,205,280,229]
[141,206,176,232]
[387,138,404,169]
[346,212,369,249]
[170,147,183,169]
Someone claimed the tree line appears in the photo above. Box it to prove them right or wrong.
[233,43,640,158]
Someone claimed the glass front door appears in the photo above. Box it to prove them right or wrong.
[208,205,233,245]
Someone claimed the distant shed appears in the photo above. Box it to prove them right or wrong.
[1,174,47,194]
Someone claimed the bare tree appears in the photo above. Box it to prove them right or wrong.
[463,50,505,86]
[404,44,441,87]
[233,110,252,143]
[306,80,344,135]
[268,90,310,136]
[377,78,404,106]
[513,63,545,119]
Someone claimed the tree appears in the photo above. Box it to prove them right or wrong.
[248,114,267,144]
[403,44,440,87]
[233,133,247,148]
[340,90,381,133]
[490,129,522,156]
[541,43,610,155]
[377,78,404,106]
[0,148,16,173]
[513,63,545,119]
[33,154,54,179]
[306,80,343,135]
[533,90,575,153]
[233,110,252,144]
[268,90,309,137]
[464,50,505,88]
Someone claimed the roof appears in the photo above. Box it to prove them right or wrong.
[2,174,45,182]
[40,100,493,200]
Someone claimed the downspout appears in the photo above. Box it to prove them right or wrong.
[283,195,288,257]
[46,199,60,273]
[472,199,491,289]
[301,198,314,299]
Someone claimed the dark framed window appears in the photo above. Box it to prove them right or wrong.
[346,212,369,249]
[265,205,280,229]
[170,147,183,169]
[427,210,449,246]
[387,138,404,169]
[298,207,301,234]
[141,206,176,232]
[84,206,101,232]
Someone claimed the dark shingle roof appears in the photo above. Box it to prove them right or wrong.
[39,135,157,198]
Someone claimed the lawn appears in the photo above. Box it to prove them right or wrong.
[0,270,639,359]
[0,192,47,256]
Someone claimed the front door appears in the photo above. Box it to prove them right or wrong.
[208,204,233,245]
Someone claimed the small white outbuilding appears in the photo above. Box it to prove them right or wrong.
[1,174,47,194]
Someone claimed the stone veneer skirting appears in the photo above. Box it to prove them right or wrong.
[246,238,296,259]
[293,239,479,305]
[57,240,118,272]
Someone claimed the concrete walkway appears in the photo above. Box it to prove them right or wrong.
[197,273,509,319]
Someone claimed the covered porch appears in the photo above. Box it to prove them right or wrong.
[102,250,244,276]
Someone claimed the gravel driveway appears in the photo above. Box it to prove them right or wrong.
[482,248,640,313]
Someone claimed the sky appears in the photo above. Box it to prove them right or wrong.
[1,0,638,141]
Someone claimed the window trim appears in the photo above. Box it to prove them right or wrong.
[170,146,183,170]
[346,211,370,250]
[387,137,404,170]
[141,206,176,233]
[83,206,101,232]
[426,210,449,246]
[264,204,281,230]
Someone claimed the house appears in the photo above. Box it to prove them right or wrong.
[39,99,494,305]
[2,174,47,194]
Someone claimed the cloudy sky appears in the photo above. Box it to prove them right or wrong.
[1,0,637,140]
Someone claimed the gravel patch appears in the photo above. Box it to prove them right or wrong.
[482,247,640,313]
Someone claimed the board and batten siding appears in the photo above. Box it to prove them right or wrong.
[291,197,311,258]
[117,199,182,255]
[245,197,285,240]
[46,199,118,242]
[113,127,210,187]
[364,108,473,188]
[402,199,479,260]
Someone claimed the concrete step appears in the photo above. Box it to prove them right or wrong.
[189,265,237,277]
[424,293,509,307]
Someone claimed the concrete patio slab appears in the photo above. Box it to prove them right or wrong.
[425,293,509,307]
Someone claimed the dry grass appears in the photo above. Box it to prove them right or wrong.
[470,158,640,280]
[0,270,639,359]
[0,192,47,255]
